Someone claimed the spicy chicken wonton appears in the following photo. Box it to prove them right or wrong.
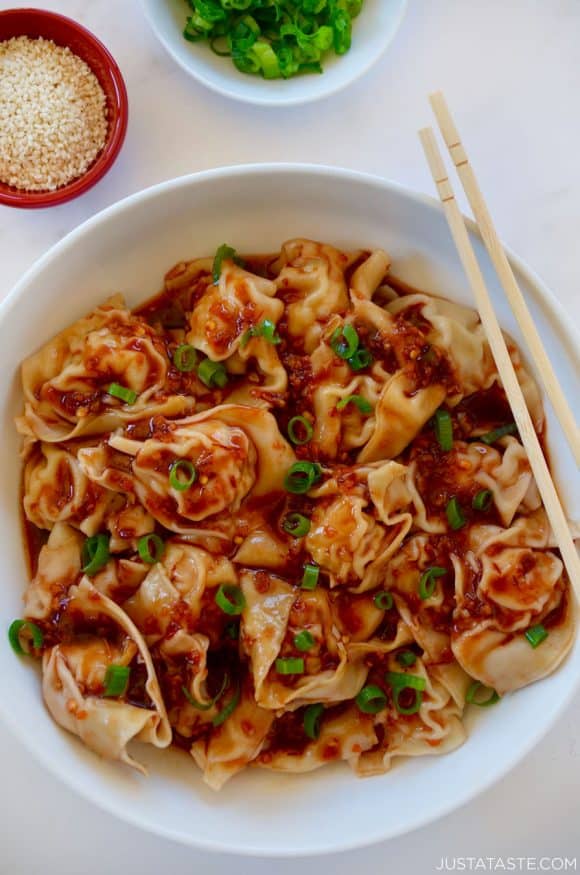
[12,239,574,789]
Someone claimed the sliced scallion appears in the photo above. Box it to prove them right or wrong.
[282,513,311,538]
[182,673,229,711]
[336,394,373,414]
[103,665,130,698]
[287,415,313,446]
[330,324,359,360]
[8,619,43,656]
[466,681,500,707]
[197,358,228,389]
[303,703,324,740]
[81,533,110,576]
[293,630,315,652]
[418,566,446,600]
[479,422,518,444]
[301,563,319,590]
[284,461,322,494]
[434,408,453,451]
[472,489,493,511]
[169,459,197,491]
[355,684,387,715]
[525,624,549,649]
[173,344,198,373]
[276,656,305,675]
[373,591,394,611]
[446,497,466,531]
[107,382,138,405]
[215,584,246,616]
[137,533,165,565]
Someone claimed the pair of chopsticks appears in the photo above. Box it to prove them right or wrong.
[419,93,580,599]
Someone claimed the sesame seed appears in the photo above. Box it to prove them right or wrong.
[0,36,108,191]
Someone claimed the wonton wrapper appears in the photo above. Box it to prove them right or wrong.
[240,571,367,710]
[42,577,171,773]
[451,512,575,693]
[24,522,83,619]
[17,295,193,442]
[78,405,295,537]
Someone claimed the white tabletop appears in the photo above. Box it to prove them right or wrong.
[1,1,579,871]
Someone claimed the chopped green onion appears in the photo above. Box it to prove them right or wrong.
[173,344,198,373]
[479,422,518,444]
[287,415,313,446]
[385,671,427,716]
[396,650,417,668]
[293,630,315,652]
[81,533,110,576]
[303,703,324,740]
[275,656,305,675]
[197,358,228,389]
[212,243,243,283]
[8,619,43,656]
[212,680,241,727]
[215,584,246,616]
[466,681,500,707]
[224,621,239,640]
[418,566,446,600]
[355,684,387,714]
[347,347,373,371]
[434,408,453,451]
[525,624,549,648]
[282,513,311,538]
[330,324,359,359]
[241,319,281,347]
[103,665,130,697]
[336,394,373,414]
[169,459,197,491]
[181,673,229,711]
[373,591,394,611]
[301,563,319,590]
[472,489,493,511]
[446,497,466,531]
[107,382,138,405]
[137,533,165,565]
[284,461,322,494]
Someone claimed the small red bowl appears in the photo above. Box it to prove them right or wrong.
[0,9,128,208]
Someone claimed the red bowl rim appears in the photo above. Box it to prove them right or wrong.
[0,8,128,209]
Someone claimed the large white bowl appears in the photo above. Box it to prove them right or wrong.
[139,0,408,106]
[0,165,578,856]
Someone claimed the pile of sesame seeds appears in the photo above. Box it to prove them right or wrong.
[0,36,108,192]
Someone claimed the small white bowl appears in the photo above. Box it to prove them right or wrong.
[0,165,578,856]
[139,0,408,106]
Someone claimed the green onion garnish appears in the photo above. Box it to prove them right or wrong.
[284,461,322,494]
[107,383,138,405]
[215,584,246,616]
[466,681,500,707]
[330,324,359,360]
[303,703,324,740]
[197,358,228,389]
[172,344,198,373]
[396,650,417,668]
[182,673,229,711]
[8,619,43,656]
[373,591,394,611]
[103,665,130,698]
[472,489,493,511]
[347,346,373,371]
[224,621,239,640]
[479,422,518,444]
[446,497,466,531]
[276,656,305,675]
[181,2,360,80]
[434,408,453,451]
[169,459,197,491]
[241,319,281,347]
[287,415,314,446]
[336,394,373,414]
[355,684,387,715]
[385,671,427,715]
[418,566,446,600]
[282,513,311,538]
[293,630,315,652]
[81,533,110,576]
[525,624,549,648]
[301,563,319,590]
[212,243,243,283]
[137,533,165,565]
[212,681,241,727]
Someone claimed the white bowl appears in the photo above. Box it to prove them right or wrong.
[139,0,408,106]
[0,165,578,856]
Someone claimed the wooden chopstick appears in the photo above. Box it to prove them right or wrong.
[419,126,580,599]
[429,91,580,468]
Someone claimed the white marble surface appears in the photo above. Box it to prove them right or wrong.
[1,0,579,872]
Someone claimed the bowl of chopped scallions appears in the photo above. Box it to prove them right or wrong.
[140,0,407,105]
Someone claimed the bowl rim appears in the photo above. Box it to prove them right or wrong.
[0,163,578,856]
[138,0,409,107]
[0,7,128,209]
